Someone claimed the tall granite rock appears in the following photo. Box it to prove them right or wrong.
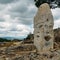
[34,3,54,52]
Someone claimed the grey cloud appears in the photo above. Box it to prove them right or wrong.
[10,28,17,31]
[0,4,6,10]
[9,28,22,32]
[24,0,34,4]
[0,27,4,29]
[10,5,28,14]
[20,20,33,26]
[0,18,5,22]
[0,0,14,4]
[7,0,37,26]
[8,0,36,18]
[18,18,33,25]
[0,0,59,39]
[7,25,23,32]
[54,16,60,20]
[0,30,8,34]
[0,0,36,38]
[53,13,60,20]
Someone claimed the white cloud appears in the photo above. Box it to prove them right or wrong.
[54,19,60,29]
[51,8,60,29]
[0,0,60,39]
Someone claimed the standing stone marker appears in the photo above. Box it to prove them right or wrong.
[34,3,54,52]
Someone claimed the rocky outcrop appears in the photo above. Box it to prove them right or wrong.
[34,3,54,52]
[54,28,60,49]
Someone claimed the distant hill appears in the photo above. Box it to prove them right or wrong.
[2,37,14,40]
[0,28,60,42]
[24,28,60,44]
[0,38,11,42]
[1,36,24,40]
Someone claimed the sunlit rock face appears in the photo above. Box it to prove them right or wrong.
[34,3,54,52]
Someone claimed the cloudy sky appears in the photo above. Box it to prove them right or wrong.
[0,0,60,39]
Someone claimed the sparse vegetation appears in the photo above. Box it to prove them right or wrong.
[0,38,11,42]
[34,0,60,8]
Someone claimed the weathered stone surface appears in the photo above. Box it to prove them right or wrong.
[34,3,54,52]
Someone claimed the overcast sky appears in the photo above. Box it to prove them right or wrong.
[0,0,60,39]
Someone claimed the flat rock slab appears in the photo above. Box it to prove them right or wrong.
[0,48,60,60]
[12,50,60,60]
